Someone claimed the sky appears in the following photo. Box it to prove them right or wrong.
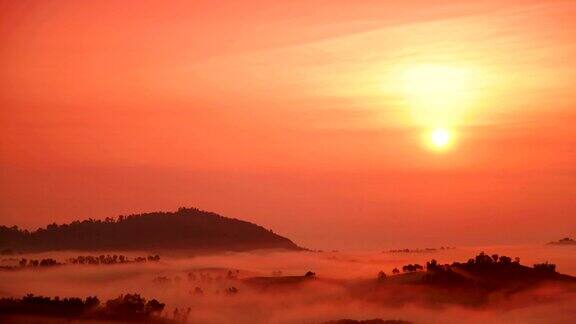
[1,0,576,249]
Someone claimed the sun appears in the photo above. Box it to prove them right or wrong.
[428,128,452,150]
[391,63,480,152]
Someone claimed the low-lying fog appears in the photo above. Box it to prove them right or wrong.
[1,245,575,324]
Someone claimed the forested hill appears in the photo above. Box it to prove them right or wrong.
[0,208,303,252]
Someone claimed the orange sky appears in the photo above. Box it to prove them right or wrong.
[1,0,576,249]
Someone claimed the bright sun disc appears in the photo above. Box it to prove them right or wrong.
[429,128,452,150]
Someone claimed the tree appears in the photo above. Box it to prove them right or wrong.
[105,294,146,318]
[305,271,316,278]
[85,296,100,309]
[533,262,556,273]
[426,259,438,270]
[491,254,499,262]
[498,256,512,264]
[19,258,27,267]
[144,299,165,315]
[475,252,493,265]
[377,270,386,280]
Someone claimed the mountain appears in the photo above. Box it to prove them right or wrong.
[0,207,303,252]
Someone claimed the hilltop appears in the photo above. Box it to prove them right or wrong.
[0,207,303,252]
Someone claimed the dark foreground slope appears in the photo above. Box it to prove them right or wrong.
[0,207,302,252]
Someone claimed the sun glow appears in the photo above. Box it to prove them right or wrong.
[428,128,453,150]
[395,63,480,152]
[401,64,476,127]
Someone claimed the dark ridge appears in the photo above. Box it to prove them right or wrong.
[547,237,576,246]
[0,207,303,252]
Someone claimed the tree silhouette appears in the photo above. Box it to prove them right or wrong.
[377,270,386,280]
[0,294,164,321]
[533,262,556,273]
[491,254,499,262]
[305,271,316,278]
[401,264,423,273]
[426,259,438,270]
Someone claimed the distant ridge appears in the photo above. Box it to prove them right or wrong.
[547,237,576,246]
[0,207,303,252]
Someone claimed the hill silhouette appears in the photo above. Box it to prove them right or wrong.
[244,252,576,307]
[0,207,302,252]
[366,252,576,306]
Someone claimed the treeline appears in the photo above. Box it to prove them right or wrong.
[18,258,61,268]
[67,254,160,265]
[386,247,455,253]
[377,252,560,280]
[1,258,62,271]
[0,294,167,322]
[0,207,301,252]
[1,255,161,271]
